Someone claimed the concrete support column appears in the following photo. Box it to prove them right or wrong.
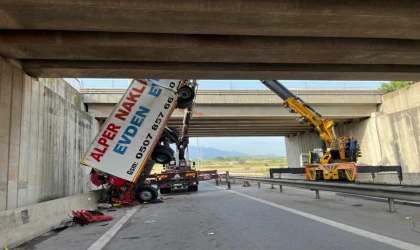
[0,58,24,210]
[0,57,97,212]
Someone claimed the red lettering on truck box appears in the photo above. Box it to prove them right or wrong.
[115,86,146,121]
[90,123,121,162]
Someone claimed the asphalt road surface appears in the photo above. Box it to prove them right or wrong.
[15,181,420,250]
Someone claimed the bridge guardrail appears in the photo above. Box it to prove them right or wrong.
[225,174,420,212]
[79,88,381,96]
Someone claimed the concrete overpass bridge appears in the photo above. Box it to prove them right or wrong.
[81,88,382,137]
[2,0,420,80]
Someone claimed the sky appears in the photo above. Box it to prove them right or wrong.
[78,79,384,156]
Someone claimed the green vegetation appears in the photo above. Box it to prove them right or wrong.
[379,81,417,93]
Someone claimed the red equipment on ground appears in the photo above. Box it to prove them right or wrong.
[71,210,113,225]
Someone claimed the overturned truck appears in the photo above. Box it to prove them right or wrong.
[81,79,217,205]
[81,79,197,204]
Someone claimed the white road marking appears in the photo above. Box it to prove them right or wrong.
[87,207,139,250]
[206,183,420,250]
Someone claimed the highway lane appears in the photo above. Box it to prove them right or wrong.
[16,182,420,250]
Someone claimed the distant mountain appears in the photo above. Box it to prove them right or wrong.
[186,145,249,159]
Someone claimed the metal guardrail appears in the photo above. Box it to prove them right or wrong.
[227,176,420,212]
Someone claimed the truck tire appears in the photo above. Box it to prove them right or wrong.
[160,187,171,195]
[152,145,174,164]
[177,99,194,109]
[167,127,180,143]
[177,86,195,109]
[136,186,158,203]
[187,185,198,192]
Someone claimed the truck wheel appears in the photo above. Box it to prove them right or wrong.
[160,187,171,195]
[136,186,158,203]
[152,145,174,164]
[187,185,198,192]
[177,86,195,109]
[177,100,194,109]
[167,127,180,143]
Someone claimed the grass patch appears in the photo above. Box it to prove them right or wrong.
[150,156,287,176]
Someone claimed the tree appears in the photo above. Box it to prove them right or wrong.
[379,81,417,93]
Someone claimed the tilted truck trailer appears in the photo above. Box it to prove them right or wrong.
[81,79,198,204]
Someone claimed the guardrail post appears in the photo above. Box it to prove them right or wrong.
[258,182,261,188]
[270,184,276,189]
[315,189,320,199]
[388,198,396,212]
[279,185,283,193]
[216,178,219,186]
[397,166,403,185]
[226,171,231,190]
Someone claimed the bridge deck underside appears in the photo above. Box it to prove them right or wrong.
[167,117,352,137]
[95,117,352,137]
[2,1,420,79]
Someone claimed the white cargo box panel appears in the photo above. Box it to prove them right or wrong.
[81,79,182,182]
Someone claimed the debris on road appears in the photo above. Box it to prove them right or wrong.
[352,204,363,207]
[144,220,156,224]
[98,203,112,209]
[208,232,215,235]
[122,236,140,240]
[71,210,113,226]
[150,198,164,204]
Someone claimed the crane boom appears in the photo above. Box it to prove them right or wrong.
[261,80,337,149]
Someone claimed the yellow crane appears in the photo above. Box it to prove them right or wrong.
[261,80,361,181]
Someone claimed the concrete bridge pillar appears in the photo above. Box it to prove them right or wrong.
[0,57,98,211]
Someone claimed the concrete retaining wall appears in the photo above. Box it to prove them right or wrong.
[0,58,99,211]
[285,82,420,185]
[285,133,323,168]
[0,191,100,249]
